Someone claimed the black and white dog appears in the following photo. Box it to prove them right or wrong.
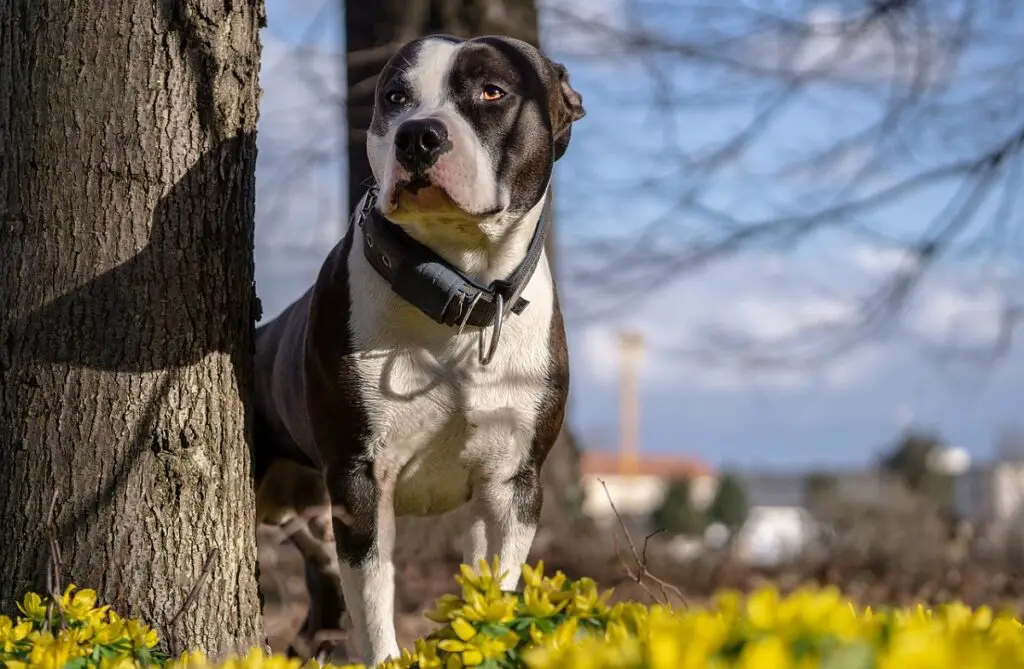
[252,34,584,665]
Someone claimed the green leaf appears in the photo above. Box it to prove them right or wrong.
[532,618,556,634]
[511,618,534,632]
[479,623,513,640]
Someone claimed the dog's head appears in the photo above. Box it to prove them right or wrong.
[367,35,585,234]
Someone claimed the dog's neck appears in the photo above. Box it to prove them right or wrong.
[380,194,549,287]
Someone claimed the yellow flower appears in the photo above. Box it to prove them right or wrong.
[425,594,465,623]
[458,589,518,624]
[456,556,506,598]
[0,614,32,654]
[646,626,683,669]
[438,638,483,666]
[521,585,565,618]
[92,609,128,645]
[528,622,546,645]
[100,658,143,669]
[59,584,100,622]
[745,585,780,630]
[18,591,47,621]
[522,561,546,589]
[566,577,611,618]
[450,616,477,642]
[24,630,84,669]
[126,618,160,648]
[438,622,518,668]
[407,637,444,669]
[737,635,791,669]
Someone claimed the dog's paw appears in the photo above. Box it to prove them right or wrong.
[312,629,355,666]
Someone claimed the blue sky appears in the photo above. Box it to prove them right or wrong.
[253,0,1024,471]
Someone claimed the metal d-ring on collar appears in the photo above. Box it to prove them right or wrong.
[456,290,504,366]
[355,186,549,366]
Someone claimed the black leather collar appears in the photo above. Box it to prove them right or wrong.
[355,186,551,333]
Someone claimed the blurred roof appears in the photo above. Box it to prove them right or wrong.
[580,450,714,478]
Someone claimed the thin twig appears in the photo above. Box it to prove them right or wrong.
[599,479,689,608]
[44,488,67,631]
[611,530,663,605]
[642,529,665,570]
[165,549,219,658]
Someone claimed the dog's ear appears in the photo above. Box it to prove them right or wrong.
[547,60,585,162]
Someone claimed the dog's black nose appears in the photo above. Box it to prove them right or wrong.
[394,119,449,171]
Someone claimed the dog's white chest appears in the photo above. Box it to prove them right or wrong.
[346,235,555,518]
[355,338,545,515]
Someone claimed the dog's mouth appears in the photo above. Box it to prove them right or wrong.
[384,177,459,215]
[401,176,432,195]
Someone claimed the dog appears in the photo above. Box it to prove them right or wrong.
[251,34,585,665]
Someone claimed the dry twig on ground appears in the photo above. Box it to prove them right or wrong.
[599,478,688,608]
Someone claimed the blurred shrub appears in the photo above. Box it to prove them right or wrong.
[651,478,707,537]
[707,472,749,532]
[880,429,956,514]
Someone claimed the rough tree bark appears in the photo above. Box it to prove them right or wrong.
[343,0,586,560]
[0,0,266,656]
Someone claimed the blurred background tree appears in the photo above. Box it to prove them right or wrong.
[708,472,750,531]
[880,429,956,515]
[652,478,709,536]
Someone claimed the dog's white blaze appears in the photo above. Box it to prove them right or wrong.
[407,38,456,109]
[340,194,554,663]
[367,37,504,225]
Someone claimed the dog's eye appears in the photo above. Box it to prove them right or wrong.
[480,85,505,102]
[385,90,407,105]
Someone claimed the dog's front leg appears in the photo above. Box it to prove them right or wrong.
[329,462,401,665]
[468,461,543,591]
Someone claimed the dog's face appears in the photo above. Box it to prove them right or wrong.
[367,35,585,230]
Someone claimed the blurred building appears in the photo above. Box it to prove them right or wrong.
[733,506,819,567]
[956,458,1024,526]
[580,450,716,535]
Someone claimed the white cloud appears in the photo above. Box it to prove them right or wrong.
[747,4,949,86]
[820,344,886,390]
[538,0,629,57]
[846,242,921,277]
[725,295,856,342]
[572,251,872,395]
[906,280,1009,348]
[571,236,1024,398]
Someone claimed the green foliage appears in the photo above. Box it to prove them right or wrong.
[651,478,708,536]
[708,472,749,530]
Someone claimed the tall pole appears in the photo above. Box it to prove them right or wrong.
[618,331,645,476]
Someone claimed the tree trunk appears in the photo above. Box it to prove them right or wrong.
[0,0,266,656]
[343,0,586,562]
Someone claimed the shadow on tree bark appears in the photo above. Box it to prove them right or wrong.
[0,133,262,648]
